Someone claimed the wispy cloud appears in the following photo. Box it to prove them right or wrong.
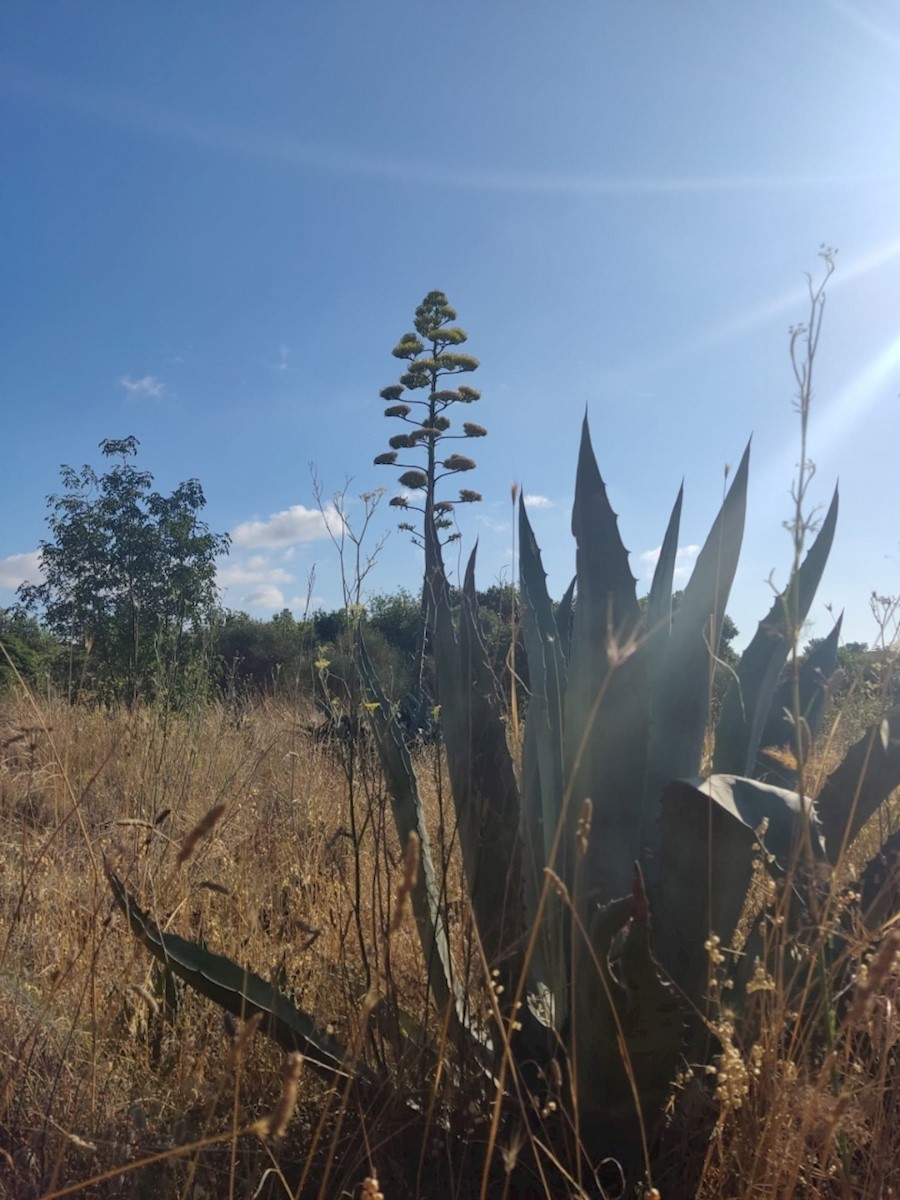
[523,494,553,509]
[119,374,167,401]
[3,64,895,199]
[0,550,43,590]
[477,514,511,535]
[639,543,700,580]
[263,344,298,374]
[231,504,341,549]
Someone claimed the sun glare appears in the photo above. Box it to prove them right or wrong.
[817,327,900,454]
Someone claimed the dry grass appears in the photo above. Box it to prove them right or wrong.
[0,695,465,1198]
[0,692,898,1199]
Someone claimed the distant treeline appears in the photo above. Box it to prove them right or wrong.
[3,592,892,727]
[0,584,521,707]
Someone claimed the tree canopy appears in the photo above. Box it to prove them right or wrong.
[17,437,229,704]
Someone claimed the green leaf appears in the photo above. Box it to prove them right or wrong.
[645,483,683,653]
[564,415,648,904]
[714,486,838,777]
[519,496,568,1013]
[654,773,824,1010]
[574,871,685,1149]
[816,704,900,864]
[554,575,576,663]
[107,871,357,1081]
[355,634,461,1025]
[429,536,518,955]
[451,548,525,974]
[753,613,843,787]
[643,442,750,878]
[857,827,900,930]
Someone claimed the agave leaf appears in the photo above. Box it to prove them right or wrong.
[643,443,751,879]
[654,773,824,1010]
[428,528,524,982]
[554,575,576,663]
[564,415,648,904]
[519,496,568,1012]
[645,483,684,654]
[520,701,547,980]
[431,536,555,1068]
[816,704,900,864]
[457,548,526,971]
[857,827,900,931]
[107,870,358,1081]
[753,614,843,787]
[356,634,462,1025]
[575,870,685,1158]
[715,487,839,778]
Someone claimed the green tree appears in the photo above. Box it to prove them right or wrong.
[0,608,62,693]
[374,291,486,697]
[214,609,312,696]
[18,437,229,705]
[367,589,420,660]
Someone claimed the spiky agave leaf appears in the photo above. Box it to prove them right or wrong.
[426,525,524,970]
[107,871,359,1081]
[456,548,526,975]
[654,773,825,1012]
[857,827,900,931]
[564,415,648,905]
[645,482,684,656]
[816,705,900,864]
[554,575,576,663]
[753,613,843,787]
[574,870,685,1165]
[427,526,553,1065]
[714,486,839,778]
[519,496,568,1015]
[356,634,463,1031]
[643,443,751,880]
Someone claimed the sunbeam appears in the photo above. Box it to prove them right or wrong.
[828,0,900,55]
[612,237,900,380]
[816,328,900,455]
[757,326,900,507]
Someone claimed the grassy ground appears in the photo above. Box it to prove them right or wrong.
[0,692,897,1199]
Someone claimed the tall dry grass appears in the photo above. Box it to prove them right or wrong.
[0,695,472,1198]
[0,687,898,1199]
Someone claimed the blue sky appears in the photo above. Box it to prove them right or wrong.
[1,1,898,648]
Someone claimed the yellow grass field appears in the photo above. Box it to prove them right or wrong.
[1,695,897,1199]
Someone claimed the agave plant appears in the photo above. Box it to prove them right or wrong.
[362,416,900,1162]
[106,416,900,1187]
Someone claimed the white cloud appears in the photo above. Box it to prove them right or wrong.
[0,550,43,590]
[639,543,701,580]
[523,494,553,509]
[217,560,292,588]
[231,504,341,549]
[119,374,167,400]
[477,514,510,535]
[281,546,296,562]
[243,584,285,610]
